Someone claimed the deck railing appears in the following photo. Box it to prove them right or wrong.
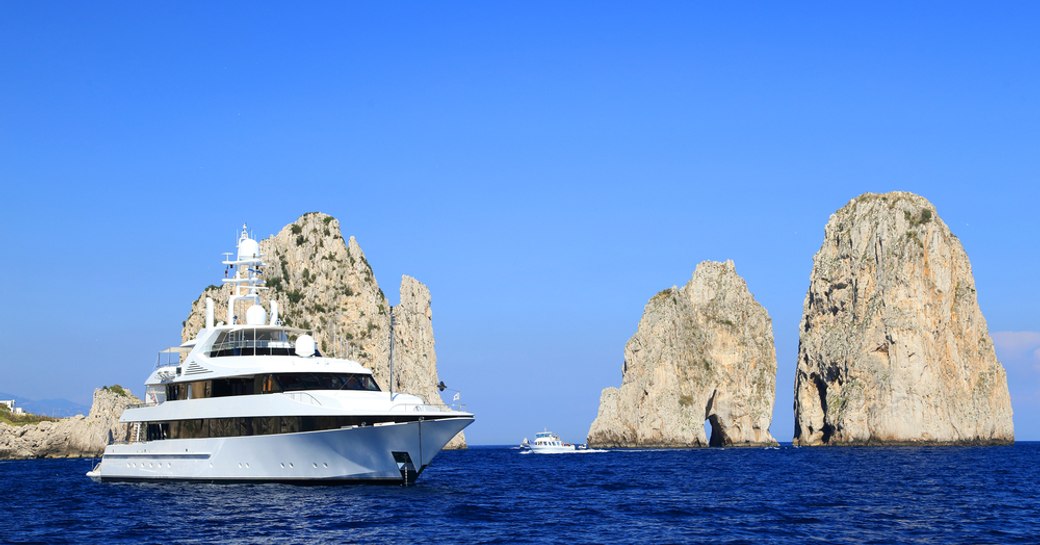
[282,391,322,406]
[392,402,468,414]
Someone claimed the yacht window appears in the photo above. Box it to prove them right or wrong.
[269,373,380,393]
[165,373,381,401]
[166,383,186,401]
[188,381,211,399]
[280,416,299,434]
[132,414,452,440]
[211,377,253,397]
[255,417,279,436]
[209,328,319,357]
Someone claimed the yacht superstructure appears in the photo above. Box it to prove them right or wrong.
[88,225,473,484]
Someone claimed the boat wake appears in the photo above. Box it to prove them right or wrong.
[520,448,609,455]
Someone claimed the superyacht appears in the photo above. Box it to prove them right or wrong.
[88,225,473,484]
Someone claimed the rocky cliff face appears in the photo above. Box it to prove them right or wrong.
[588,261,778,448]
[181,212,465,448]
[794,192,1013,445]
[392,276,465,449]
[0,387,140,459]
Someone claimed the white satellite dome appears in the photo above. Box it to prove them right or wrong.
[245,304,267,325]
[295,335,316,358]
[237,237,260,261]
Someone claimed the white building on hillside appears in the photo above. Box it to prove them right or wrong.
[1,399,25,415]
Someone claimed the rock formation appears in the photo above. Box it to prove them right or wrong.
[793,192,1013,445]
[389,275,465,450]
[588,261,778,448]
[391,276,445,411]
[0,387,141,459]
[181,212,465,448]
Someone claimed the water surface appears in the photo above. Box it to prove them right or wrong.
[2,443,1037,544]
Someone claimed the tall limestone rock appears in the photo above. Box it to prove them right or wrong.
[393,276,465,450]
[181,213,465,448]
[0,387,141,459]
[793,192,1013,445]
[588,261,778,448]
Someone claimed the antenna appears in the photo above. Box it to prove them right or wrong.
[388,307,395,400]
[221,223,266,325]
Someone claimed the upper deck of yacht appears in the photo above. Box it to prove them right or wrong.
[144,225,375,386]
[204,325,315,358]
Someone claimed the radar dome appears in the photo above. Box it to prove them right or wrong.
[295,335,316,358]
[245,304,267,325]
[238,237,261,261]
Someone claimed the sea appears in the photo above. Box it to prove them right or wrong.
[2,443,1038,544]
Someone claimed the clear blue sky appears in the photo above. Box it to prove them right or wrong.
[1,3,1037,444]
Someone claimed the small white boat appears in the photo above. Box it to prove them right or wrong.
[519,430,585,453]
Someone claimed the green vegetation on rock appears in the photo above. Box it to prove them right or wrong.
[103,385,129,397]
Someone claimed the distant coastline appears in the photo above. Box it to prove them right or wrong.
[0,391,89,418]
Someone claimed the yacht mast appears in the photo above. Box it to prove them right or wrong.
[221,224,266,325]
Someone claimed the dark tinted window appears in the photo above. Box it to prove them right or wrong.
[139,414,449,440]
[165,373,380,401]
[272,373,380,392]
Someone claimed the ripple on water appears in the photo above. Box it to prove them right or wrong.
[2,444,1039,544]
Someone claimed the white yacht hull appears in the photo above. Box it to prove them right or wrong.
[525,444,577,453]
[92,417,471,484]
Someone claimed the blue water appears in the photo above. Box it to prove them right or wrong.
[2,444,1038,544]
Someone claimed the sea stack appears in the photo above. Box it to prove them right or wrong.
[181,213,466,449]
[587,261,778,448]
[793,192,1013,445]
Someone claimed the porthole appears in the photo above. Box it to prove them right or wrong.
[323,463,328,468]
[312,463,318,469]
[289,463,294,468]
[280,463,285,468]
